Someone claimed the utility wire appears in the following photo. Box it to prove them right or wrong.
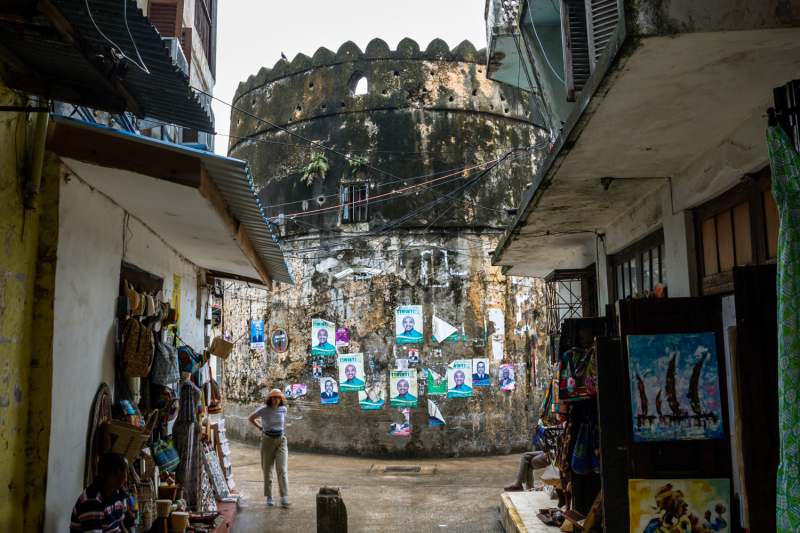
[527,0,564,83]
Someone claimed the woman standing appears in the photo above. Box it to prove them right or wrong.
[248,389,291,507]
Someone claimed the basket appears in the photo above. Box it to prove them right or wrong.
[100,412,157,463]
[156,499,173,518]
[159,485,179,502]
[171,511,190,532]
[209,337,233,359]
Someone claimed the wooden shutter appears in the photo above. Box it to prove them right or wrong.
[147,0,183,38]
[180,27,192,77]
[560,0,590,102]
[585,0,618,69]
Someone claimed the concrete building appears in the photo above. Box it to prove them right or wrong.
[488,0,800,307]
[0,0,288,529]
[220,38,550,457]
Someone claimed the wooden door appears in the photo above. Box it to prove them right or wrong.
[732,265,779,531]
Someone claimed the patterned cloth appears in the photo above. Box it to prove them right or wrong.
[69,477,134,532]
[173,379,202,511]
[767,123,800,533]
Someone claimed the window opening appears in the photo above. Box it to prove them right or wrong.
[342,183,369,222]
[350,72,368,96]
[610,229,666,301]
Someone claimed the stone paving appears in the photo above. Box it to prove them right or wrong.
[229,440,524,532]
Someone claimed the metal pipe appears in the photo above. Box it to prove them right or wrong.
[25,105,50,210]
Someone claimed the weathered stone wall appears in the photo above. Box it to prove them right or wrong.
[223,38,550,457]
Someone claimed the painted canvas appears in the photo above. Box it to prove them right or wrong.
[629,479,730,533]
[627,333,723,442]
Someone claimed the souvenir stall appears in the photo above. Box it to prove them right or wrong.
[537,287,777,533]
[84,264,238,533]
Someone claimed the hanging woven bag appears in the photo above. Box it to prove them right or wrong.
[120,318,154,377]
[153,342,180,385]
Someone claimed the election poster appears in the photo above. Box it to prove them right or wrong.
[395,305,423,344]
[428,400,446,426]
[499,364,515,391]
[359,380,385,410]
[320,378,339,405]
[431,315,458,343]
[335,327,349,347]
[390,369,418,407]
[312,365,322,379]
[250,319,265,349]
[292,383,307,397]
[426,367,447,395]
[408,349,419,363]
[447,359,473,398]
[390,408,410,436]
[472,358,490,386]
[311,319,336,355]
[338,353,365,392]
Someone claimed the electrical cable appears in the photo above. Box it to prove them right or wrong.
[85,0,150,73]
[220,132,531,155]
[527,0,564,83]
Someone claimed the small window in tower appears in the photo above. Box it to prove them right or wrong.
[342,183,369,222]
[350,72,368,96]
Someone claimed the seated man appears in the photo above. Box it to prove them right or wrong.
[70,451,135,532]
[504,426,550,492]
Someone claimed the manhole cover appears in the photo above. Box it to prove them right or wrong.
[384,466,421,473]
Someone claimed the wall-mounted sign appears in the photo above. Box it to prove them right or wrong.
[335,327,349,347]
[250,320,265,349]
[271,328,288,353]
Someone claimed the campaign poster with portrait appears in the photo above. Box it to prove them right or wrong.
[359,380,385,410]
[472,358,490,386]
[338,353,365,391]
[319,378,339,405]
[426,367,447,395]
[447,359,473,398]
[499,364,515,390]
[311,319,336,355]
[312,365,322,379]
[395,305,424,344]
[283,385,293,399]
[335,327,349,347]
[390,369,418,407]
[292,383,307,397]
[408,349,419,363]
[250,319,265,349]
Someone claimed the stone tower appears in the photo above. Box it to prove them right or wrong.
[222,38,549,457]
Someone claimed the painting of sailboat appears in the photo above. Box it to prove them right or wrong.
[627,333,723,442]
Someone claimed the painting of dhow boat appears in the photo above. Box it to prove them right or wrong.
[627,333,724,442]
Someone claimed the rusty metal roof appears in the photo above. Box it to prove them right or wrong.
[52,114,294,285]
[0,0,213,132]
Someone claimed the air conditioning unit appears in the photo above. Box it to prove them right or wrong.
[179,127,213,151]
[162,37,189,77]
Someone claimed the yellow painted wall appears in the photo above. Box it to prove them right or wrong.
[0,76,58,531]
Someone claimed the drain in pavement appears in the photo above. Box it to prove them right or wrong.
[384,466,421,473]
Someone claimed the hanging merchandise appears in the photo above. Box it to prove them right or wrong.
[558,346,597,403]
[571,414,593,475]
[153,342,180,385]
[152,436,180,473]
[177,345,203,375]
[129,464,156,531]
[123,280,141,314]
[155,386,179,425]
[173,379,203,510]
[209,337,234,359]
[120,318,155,377]
[207,377,223,415]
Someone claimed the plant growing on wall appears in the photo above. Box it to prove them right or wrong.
[349,154,369,174]
[300,153,329,186]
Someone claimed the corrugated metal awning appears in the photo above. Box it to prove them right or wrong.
[0,0,213,132]
[49,114,293,286]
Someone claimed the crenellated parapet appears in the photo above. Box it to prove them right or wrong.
[229,38,543,144]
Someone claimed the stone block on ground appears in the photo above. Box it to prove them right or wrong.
[317,486,347,533]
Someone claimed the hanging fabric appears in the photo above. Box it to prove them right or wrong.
[766,122,800,533]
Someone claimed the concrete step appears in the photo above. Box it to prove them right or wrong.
[500,490,560,532]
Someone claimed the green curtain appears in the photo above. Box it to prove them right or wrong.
[767,123,800,533]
